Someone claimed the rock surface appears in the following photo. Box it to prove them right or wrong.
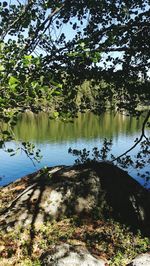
[127,253,150,266]
[40,243,108,266]
[0,163,150,235]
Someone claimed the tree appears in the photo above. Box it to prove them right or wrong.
[0,0,149,163]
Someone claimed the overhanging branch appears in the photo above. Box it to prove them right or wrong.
[112,110,150,163]
[0,0,34,40]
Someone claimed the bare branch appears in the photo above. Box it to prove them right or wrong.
[112,110,150,162]
[21,147,36,167]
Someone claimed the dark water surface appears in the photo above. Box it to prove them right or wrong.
[0,111,149,187]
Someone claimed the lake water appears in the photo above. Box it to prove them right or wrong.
[0,111,149,187]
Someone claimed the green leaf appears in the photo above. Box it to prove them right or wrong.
[3,2,8,7]
[53,111,59,118]
[79,42,85,48]
[7,148,14,153]
[9,76,20,90]
[2,130,10,135]
[23,55,32,66]
[0,65,5,71]
[24,55,32,61]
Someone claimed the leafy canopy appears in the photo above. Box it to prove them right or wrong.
[0,0,150,144]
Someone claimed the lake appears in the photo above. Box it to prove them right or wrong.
[0,111,149,187]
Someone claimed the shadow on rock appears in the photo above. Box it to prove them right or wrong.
[0,162,150,241]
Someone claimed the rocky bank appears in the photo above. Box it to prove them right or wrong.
[0,162,150,265]
[0,162,150,234]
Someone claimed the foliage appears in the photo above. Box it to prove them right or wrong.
[68,136,150,183]
[0,1,150,116]
[0,1,150,167]
[68,138,113,164]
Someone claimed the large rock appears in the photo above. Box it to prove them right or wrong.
[127,253,150,266]
[0,163,150,234]
[40,243,108,266]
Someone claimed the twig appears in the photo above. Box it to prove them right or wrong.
[21,147,36,167]
[27,5,64,53]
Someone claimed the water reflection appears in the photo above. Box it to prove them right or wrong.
[14,111,143,142]
[0,111,148,187]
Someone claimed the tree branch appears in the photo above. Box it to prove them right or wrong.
[0,0,34,40]
[26,5,64,53]
[111,110,150,162]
